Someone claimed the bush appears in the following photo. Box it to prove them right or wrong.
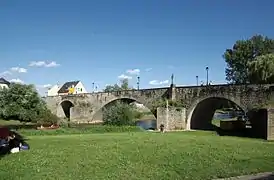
[0,83,58,124]
[36,108,60,126]
[102,101,136,126]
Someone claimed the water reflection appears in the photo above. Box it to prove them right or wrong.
[214,111,244,119]
[136,119,156,130]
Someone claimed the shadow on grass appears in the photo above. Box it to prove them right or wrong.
[213,125,267,139]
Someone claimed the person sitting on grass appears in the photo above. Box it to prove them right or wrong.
[0,127,30,154]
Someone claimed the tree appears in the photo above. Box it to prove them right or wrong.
[223,35,274,84]
[248,53,274,84]
[102,101,136,126]
[120,79,129,90]
[104,84,121,92]
[0,83,58,124]
[103,79,133,92]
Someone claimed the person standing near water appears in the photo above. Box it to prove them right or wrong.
[160,124,164,133]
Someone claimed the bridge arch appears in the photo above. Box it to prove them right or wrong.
[186,95,245,130]
[93,96,156,123]
[57,100,75,119]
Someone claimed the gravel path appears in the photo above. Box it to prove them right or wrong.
[214,172,274,180]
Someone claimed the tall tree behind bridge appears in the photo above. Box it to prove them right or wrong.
[104,79,133,92]
[248,54,274,84]
[223,35,274,84]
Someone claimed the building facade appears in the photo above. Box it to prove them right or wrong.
[0,78,10,90]
[57,81,87,96]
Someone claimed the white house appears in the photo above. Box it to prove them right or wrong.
[57,80,87,95]
[47,84,60,96]
[0,78,10,90]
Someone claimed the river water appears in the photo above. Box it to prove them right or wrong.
[136,111,243,130]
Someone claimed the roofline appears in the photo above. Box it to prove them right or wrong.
[57,80,81,93]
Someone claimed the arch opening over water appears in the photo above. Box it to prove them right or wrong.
[94,98,157,130]
[60,100,74,119]
[189,97,245,131]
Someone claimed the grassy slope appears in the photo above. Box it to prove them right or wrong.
[1,131,274,180]
[0,119,32,125]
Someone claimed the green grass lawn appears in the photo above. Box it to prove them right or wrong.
[1,131,274,180]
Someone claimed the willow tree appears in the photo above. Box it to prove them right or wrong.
[248,53,274,84]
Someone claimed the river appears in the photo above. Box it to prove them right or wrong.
[136,111,243,130]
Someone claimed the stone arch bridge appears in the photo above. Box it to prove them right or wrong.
[44,84,274,131]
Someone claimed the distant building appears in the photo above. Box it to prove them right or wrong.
[47,84,60,96]
[57,80,87,95]
[0,78,10,90]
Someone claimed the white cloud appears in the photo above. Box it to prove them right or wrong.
[149,80,169,85]
[145,68,152,72]
[10,67,27,73]
[0,71,12,76]
[37,84,52,88]
[29,61,46,67]
[126,68,140,75]
[45,61,60,67]
[118,74,132,80]
[10,78,24,84]
[43,84,52,88]
[29,61,60,68]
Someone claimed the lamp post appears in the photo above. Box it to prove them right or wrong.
[92,82,95,92]
[196,75,199,86]
[137,76,140,90]
[206,67,209,85]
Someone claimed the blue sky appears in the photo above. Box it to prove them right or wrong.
[1,0,274,95]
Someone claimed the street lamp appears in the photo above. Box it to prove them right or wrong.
[206,67,209,85]
[137,76,140,90]
[196,75,199,86]
[92,82,95,92]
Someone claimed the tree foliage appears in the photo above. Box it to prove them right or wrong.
[223,35,274,84]
[104,79,134,92]
[102,101,137,126]
[248,53,274,84]
[0,83,59,124]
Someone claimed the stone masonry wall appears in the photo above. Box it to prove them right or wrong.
[156,107,186,131]
[267,108,274,140]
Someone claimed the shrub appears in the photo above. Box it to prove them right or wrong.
[36,108,60,126]
[102,101,136,126]
[0,83,58,124]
